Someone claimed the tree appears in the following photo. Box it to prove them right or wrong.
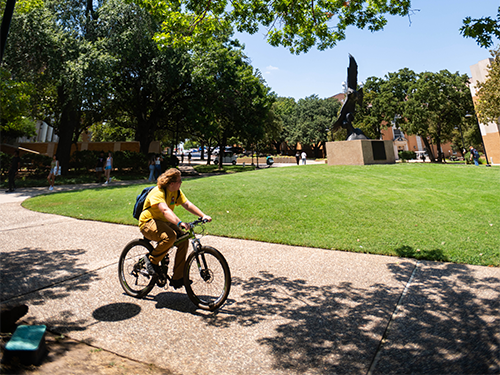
[272,97,298,154]
[460,6,500,48]
[0,67,36,140]
[356,68,417,139]
[191,39,275,168]
[134,0,413,54]
[295,95,340,157]
[3,0,114,174]
[474,45,500,124]
[402,70,476,162]
[95,0,194,155]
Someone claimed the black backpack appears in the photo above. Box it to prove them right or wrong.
[132,186,179,220]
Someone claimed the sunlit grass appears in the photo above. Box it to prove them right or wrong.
[23,163,500,266]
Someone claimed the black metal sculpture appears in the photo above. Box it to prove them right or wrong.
[331,55,369,140]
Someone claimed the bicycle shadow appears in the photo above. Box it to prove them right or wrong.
[150,289,237,315]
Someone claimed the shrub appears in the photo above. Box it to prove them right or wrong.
[113,151,147,172]
[1,152,11,175]
[399,151,416,162]
[21,153,51,175]
[70,150,98,171]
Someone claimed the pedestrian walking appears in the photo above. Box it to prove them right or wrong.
[148,155,156,182]
[6,150,21,193]
[301,151,307,165]
[104,152,113,184]
[154,154,163,179]
[295,151,300,165]
[188,152,192,166]
[47,155,60,190]
[469,146,480,166]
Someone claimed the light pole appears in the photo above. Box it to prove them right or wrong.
[454,121,466,164]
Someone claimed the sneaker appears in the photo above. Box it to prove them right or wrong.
[170,278,184,289]
[170,278,192,289]
[142,256,160,276]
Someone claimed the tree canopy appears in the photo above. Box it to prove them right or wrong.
[2,0,277,170]
[133,0,413,54]
[474,45,500,124]
[0,67,36,140]
[355,68,478,162]
[460,6,500,48]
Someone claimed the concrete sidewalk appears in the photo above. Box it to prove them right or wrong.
[0,182,499,374]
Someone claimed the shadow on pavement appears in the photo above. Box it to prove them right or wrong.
[0,247,100,303]
[199,265,415,374]
[374,262,500,374]
[93,303,142,322]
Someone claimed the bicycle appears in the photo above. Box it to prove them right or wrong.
[118,218,231,311]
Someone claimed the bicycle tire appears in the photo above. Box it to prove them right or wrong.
[118,239,156,298]
[184,246,231,311]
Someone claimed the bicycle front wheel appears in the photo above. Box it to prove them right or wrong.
[184,246,231,311]
[118,239,156,298]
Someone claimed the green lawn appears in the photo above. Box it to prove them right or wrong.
[22,163,500,266]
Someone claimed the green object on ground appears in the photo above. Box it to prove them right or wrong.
[4,325,47,365]
[6,325,46,351]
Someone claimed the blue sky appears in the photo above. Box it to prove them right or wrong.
[235,1,499,100]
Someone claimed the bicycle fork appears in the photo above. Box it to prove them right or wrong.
[190,238,212,282]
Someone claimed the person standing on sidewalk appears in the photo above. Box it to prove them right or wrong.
[295,151,300,165]
[138,168,211,289]
[301,151,307,165]
[104,152,113,184]
[47,155,60,191]
[6,150,21,193]
[154,154,163,180]
[148,155,156,182]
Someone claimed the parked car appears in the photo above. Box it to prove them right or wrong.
[214,151,237,165]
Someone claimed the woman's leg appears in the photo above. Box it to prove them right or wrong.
[148,165,155,181]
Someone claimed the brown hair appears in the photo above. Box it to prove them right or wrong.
[157,168,181,189]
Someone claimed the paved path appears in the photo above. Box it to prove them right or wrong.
[0,181,498,374]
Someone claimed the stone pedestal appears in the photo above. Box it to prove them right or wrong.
[326,140,395,166]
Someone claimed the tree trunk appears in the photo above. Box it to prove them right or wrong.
[218,133,227,170]
[200,140,205,160]
[422,136,436,162]
[56,87,80,175]
[135,119,155,155]
[436,138,442,163]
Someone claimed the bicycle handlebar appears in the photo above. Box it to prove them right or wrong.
[187,217,209,229]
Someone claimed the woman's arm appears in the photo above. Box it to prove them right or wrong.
[181,200,212,222]
[157,202,191,230]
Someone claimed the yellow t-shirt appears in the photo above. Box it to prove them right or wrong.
[138,186,187,228]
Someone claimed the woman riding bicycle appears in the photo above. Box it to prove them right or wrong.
[139,168,211,289]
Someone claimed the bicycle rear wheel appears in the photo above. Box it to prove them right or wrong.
[184,246,231,311]
[118,239,156,298]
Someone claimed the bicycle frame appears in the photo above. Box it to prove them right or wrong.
[119,217,231,310]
